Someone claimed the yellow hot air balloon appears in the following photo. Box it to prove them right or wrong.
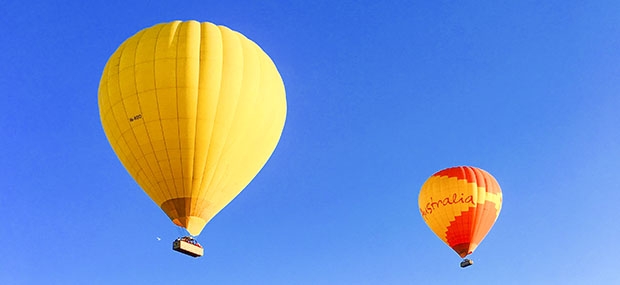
[98,21,286,241]
[418,166,502,267]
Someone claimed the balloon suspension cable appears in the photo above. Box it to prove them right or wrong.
[176,225,187,237]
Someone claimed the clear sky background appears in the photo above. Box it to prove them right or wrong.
[2,1,619,284]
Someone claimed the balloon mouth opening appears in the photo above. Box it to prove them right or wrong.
[451,243,475,258]
[172,216,207,236]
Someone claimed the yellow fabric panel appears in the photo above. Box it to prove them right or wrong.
[99,21,287,236]
[190,22,223,202]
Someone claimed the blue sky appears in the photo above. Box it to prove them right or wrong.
[2,1,620,284]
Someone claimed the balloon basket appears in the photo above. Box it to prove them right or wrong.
[173,237,204,258]
[460,259,474,268]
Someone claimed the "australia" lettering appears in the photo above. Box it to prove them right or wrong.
[420,193,475,217]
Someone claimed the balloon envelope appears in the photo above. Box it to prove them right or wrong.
[98,20,286,236]
[419,166,502,258]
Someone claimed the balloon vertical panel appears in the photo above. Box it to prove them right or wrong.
[99,21,286,236]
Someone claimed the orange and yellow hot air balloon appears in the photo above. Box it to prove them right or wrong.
[98,20,286,241]
[419,166,502,266]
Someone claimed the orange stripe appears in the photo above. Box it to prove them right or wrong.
[444,201,500,257]
[470,200,500,245]
[434,166,500,193]
[445,206,475,257]
[434,166,477,184]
